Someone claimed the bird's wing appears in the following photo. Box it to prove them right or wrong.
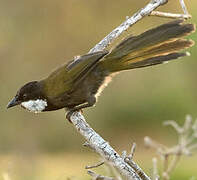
[65,50,108,90]
[44,51,108,97]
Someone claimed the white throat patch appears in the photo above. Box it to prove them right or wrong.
[21,99,47,113]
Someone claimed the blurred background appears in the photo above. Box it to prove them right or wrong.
[0,0,196,179]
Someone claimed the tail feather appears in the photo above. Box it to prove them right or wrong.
[100,20,195,72]
[123,39,194,64]
[125,52,189,70]
[107,20,194,60]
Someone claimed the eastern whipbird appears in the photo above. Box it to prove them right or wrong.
[7,20,195,120]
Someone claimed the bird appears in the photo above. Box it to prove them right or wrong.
[7,20,195,119]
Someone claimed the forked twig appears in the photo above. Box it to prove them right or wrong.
[124,143,151,180]
[86,161,105,169]
[87,170,115,180]
[70,112,141,180]
[150,11,191,19]
[145,115,197,180]
[150,0,191,19]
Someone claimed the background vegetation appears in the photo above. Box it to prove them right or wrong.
[0,0,196,179]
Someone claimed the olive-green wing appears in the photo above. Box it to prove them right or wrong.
[66,50,108,87]
[44,51,108,97]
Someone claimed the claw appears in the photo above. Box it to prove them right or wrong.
[66,109,83,123]
[66,110,75,123]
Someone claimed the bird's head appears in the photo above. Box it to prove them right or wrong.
[7,81,47,113]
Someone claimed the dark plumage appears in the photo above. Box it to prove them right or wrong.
[7,20,195,115]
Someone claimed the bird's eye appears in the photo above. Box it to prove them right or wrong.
[23,94,27,98]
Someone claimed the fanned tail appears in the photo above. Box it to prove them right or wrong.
[99,20,195,72]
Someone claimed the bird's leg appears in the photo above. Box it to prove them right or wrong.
[66,96,96,122]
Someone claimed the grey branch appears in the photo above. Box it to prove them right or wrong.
[125,157,151,180]
[179,0,189,14]
[163,121,183,134]
[150,11,191,19]
[89,0,168,53]
[70,112,141,180]
[119,143,151,180]
[145,115,197,179]
[129,143,136,159]
[83,141,96,151]
[150,0,191,19]
[86,161,105,169]
[87,170,115,180]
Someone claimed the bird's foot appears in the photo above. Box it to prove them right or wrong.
[66,110,75,123]
[66,109,83,123]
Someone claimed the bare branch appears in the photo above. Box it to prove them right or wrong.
[87,170,115,180]
[125,157,151,180]
[163,154,169,176]
[83,141,96,151]
[150,11,191,19]
[179,0,189,14]
[166,155,181,176]
[163,121,183,134]
[89,0,168,53]
[152,158,159,180]
[150,0,191,19]
[70,112,142,180]
[183,115,193,133]
[144,136,167,154]
[86,161,105,169]
[121,151,127,159]
[128,143,136,159]
[124,143,150,180]
[146,115,197,179]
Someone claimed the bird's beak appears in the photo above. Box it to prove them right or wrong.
[7,97,21,109]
